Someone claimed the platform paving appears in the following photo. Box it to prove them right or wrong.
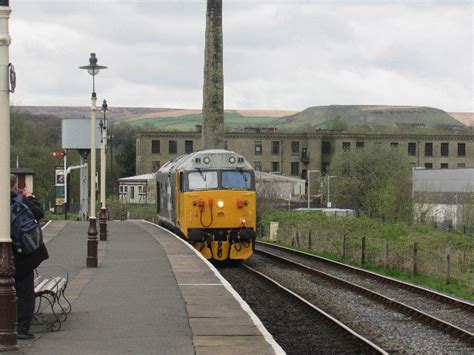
[10,220,280,355]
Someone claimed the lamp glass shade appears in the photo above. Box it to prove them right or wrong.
[87,67,100,76]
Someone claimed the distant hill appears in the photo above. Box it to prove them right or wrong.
[274,105,463,132]
[13,106,177,123]
[448,112,474,127]
[12,105,469,133]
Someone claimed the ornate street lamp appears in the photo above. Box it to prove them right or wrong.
[79,53,107,267]
[0,1,18,350]
[99,99,108,241]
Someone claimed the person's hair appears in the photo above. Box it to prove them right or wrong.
[10,174,18,188]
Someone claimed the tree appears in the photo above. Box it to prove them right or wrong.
[329,144,413,221]
[202,0,224,149]
[110,123,139,179]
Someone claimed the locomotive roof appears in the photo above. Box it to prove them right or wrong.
[158,149,253,174]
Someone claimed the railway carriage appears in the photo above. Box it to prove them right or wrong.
[156,149,256,261]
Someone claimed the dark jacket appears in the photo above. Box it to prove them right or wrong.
[10,192,49,279]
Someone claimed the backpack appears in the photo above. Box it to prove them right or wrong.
[11,195,43,254]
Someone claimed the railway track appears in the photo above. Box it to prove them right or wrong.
[252,241,474,351]
[219,265,387,354]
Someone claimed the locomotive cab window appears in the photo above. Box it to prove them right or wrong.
[222,171,252,190]
[188,171,218,190]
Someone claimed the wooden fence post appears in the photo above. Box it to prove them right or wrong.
[413,243,418,276]
[446,248,451,285]
[341,233,346,259]
[308,230,312,250]
[383,240,389,268]
[361,236,366,265]
[291,230,296,247]
[295,230,300,248]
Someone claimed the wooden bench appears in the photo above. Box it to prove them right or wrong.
[33,265,72,331]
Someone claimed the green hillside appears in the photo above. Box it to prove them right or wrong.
[129,105,466,134]
[275,105,462,132]
[129,111,277,131]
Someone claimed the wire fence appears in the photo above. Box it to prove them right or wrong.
[260,222,474,292]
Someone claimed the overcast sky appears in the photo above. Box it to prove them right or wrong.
[8,0,474,112]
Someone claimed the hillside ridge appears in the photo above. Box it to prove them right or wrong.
[13,105,471,132]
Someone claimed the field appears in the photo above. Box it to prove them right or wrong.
[259,210,474,300]
[129,111,280,131]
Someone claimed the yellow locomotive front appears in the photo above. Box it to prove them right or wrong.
[159,149,256,261]
[168,150,257,261]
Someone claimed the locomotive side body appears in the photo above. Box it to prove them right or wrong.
[157,149,256,261]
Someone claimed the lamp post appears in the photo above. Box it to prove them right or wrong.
[0,1,17,350]
[80,53,107,268]
[99,99,108,241]
[307,170,320,210]
[327,175,337,208]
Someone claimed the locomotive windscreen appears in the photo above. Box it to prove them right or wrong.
[222,171,252,189]
[188,171,218,190]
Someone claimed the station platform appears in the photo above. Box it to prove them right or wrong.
[13,220,282,354]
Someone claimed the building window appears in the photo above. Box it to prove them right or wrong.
[301,169,307,180]
[356,141,364,149]
[119,186,123,193]
[408,142,416,156]
[152,161,161,170]
[458,143,466,157]
[342,142,351,151]
[271,162,279,173]
[440,142,449,156]
[458,163,465,168]
[440,163,448,169]
[271,141,280,155]
[291,141,299,155]
[151,140,160,154]
[321,162,330,174]
[130,186,135,199]
[424,163,433,169]
[425,142,433,156]
[254,161,262,171]
[169,140,177,154]
[291,162,299,176]
[390,142,399,148]
[255,141,262,155]
[185,140,193,154]
[322,141,331,154]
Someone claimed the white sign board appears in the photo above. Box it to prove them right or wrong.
[62,118,103,149]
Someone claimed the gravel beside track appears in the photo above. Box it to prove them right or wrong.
[219,266,383,354]
[256,242,474,333]
[244,254,474,353]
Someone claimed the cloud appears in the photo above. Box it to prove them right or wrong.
[8,1,473,112]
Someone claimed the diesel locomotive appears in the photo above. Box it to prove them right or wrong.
[156,149,256,261]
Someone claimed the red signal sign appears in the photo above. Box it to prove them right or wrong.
[50,151,66,157]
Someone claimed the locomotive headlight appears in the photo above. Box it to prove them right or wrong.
[203,157,211,164]
[217,200,224,208]
[228,156,236,164]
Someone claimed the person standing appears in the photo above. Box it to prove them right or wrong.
[10,174,49,339]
